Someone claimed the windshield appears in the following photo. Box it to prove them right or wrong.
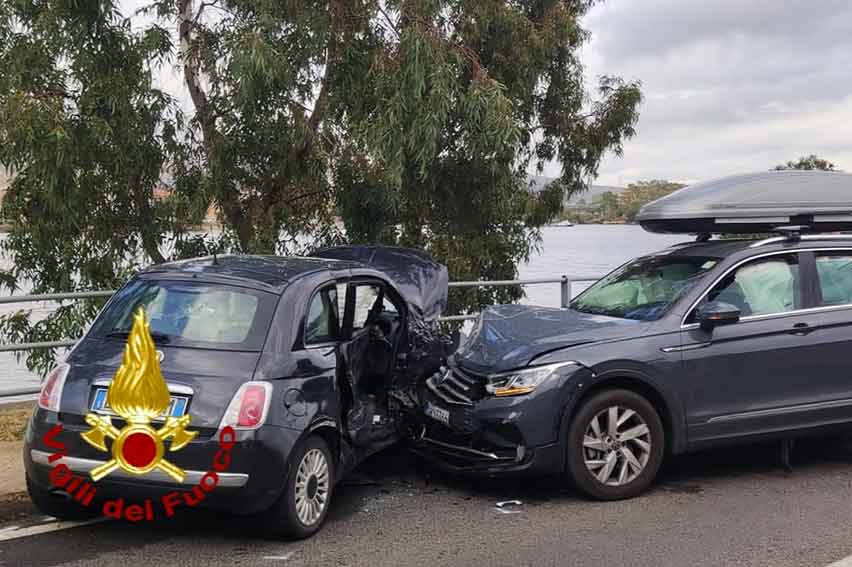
[93,279,278,350]
[570,255,720,321]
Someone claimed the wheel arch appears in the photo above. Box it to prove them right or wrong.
[563,369,686,456]
[307,420,341,467]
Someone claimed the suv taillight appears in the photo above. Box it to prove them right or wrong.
[220,382,272,430]
[38,364,70,412]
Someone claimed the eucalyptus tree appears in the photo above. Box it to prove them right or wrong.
[0,0,641,374]
[0,0,183,372]
[335,1,642,309]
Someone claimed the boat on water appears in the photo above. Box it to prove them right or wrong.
[550,220,574,227]
[636,170,852,235]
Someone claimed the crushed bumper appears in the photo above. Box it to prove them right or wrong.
[412,365,584,476]
[412,434,564,475]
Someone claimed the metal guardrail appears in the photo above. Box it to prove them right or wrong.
[0,290,115,305]
[0,274,605,351]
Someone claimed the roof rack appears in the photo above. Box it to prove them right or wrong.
[750,231,852,248]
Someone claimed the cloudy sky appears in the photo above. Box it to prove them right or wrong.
[565,0,852,186]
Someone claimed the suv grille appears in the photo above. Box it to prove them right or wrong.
[426,365,485,406]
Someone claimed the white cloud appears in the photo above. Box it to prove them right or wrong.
[562,0,852,186]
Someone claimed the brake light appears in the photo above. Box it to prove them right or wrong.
[220,382,272,430]
[38,364,70,412]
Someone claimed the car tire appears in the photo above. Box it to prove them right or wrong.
[565,388,664,500]
[26,474,100,521]
[262,435,334,539]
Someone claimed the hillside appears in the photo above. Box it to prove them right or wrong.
[528,175,626,205]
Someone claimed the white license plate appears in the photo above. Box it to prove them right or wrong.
[91,387,188,419]
[424,402,451,426]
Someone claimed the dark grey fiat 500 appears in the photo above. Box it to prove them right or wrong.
[24,246,450,538]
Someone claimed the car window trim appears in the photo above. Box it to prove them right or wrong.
[349,282,384,332]
[341,277,406,341]
[302,282,343,347]
[342,279,379,339]
[680,246,852,329]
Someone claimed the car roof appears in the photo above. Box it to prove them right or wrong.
[140,254,364,293]
[650,239,756,259]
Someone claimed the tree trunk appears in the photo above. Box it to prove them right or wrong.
[177,0,254,252]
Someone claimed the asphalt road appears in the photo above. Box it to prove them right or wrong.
[3,438,852,567]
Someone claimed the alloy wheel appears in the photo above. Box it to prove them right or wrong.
[582,405,652,486]
[294,448,330,526]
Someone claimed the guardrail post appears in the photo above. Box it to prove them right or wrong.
[560,275,570,308]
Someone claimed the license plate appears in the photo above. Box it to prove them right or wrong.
[90,387,188,419]
[424,402,451,426]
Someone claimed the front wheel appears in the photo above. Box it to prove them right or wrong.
[565,389,664,500]
[262,435,334,539]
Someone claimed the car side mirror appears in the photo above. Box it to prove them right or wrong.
[697,301,741,330]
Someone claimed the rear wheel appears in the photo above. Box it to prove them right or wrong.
[565,389,664,500]
[26,475,99,521]
[263,435,334,539]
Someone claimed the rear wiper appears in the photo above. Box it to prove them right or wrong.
[106,330,173,343]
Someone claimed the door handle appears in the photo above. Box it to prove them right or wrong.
[789,322,813,336]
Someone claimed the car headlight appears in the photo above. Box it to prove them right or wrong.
[485,361,579,397]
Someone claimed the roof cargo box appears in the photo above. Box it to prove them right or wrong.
[636,171,852,234]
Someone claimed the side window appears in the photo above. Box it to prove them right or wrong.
[304,286,340,344]
[815,253,852,306]
[382,296,399,315]
[696,255,799,320]
[351,284,381,331]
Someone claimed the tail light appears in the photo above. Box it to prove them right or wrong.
[38,364,70,412]
[220,382,272,430]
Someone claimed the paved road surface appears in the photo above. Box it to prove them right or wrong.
[2,438,852,567]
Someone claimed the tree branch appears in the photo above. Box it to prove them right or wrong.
[377,4,400,38]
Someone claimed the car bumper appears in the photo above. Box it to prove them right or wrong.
[23,408,300,516]
[411,435,564,476]
[413,367,584,476]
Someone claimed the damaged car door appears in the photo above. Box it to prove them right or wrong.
[338,279,407,457]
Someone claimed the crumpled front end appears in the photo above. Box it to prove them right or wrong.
[413,358,591,475]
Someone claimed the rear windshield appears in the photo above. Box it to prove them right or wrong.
[570,254,720,321]
[92,279,277,351]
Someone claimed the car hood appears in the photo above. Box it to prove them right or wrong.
[454,304,646,373]
[312,245,448,320]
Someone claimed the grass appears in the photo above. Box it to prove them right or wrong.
[0,403,33,442]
